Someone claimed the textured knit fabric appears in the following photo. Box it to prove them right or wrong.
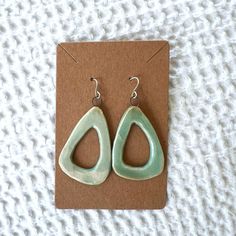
[0,0,236,235]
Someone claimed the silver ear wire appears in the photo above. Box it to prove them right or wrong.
[90,77,101,106]
[129,76,140,106]
[129,76,139,99]
[90,77,101,99]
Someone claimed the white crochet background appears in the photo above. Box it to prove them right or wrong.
[0,0,236,235]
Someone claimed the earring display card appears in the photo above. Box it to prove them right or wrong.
[56,41,169,209]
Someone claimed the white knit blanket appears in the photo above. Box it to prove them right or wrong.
[0,0,236,235]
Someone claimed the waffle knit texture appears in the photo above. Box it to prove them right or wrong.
[0,0,236,235]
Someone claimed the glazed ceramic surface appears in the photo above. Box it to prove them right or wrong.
[112,106,164,180]
[59,106,111,185]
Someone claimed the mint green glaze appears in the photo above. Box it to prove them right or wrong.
[112,106,164,180]
[59,106,111,185]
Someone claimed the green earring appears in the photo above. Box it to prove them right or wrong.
[59,78,111,185]
[112,77,164,180]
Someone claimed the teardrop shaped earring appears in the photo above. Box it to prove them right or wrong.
[112,76,164,180]
[59,77,111,185]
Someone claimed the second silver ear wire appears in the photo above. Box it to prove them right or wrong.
[90,77,101,106]
[129,76,140,106]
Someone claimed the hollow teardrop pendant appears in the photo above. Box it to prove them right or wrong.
[112,106,164,180]
[59,106,111,185]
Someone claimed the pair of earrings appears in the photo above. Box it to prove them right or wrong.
[59,76,164,185]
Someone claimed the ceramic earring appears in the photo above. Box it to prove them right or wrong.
[59,77,111,185]
[112,76,164,180]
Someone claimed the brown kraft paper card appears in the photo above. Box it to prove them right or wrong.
[55,41,169,209]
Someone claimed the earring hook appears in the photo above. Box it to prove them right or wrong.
[90,77,101,106]
[90,77,101,99]
[129,76,139,99]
